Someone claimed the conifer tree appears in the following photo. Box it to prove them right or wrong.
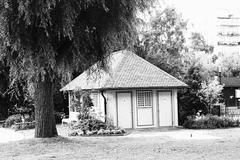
[0,0,152,137]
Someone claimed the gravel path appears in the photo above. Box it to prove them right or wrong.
[0,128,24,143]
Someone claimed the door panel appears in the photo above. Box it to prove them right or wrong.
[137,108,153,126]
[117,92,132,128]
[136,91,153,126]
[158,92,172,126]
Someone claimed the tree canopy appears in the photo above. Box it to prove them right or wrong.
[136,8,187,77]
[197,78,224,113]
[0,0,153,83]
[134,7,222,124]
[219,54,240,77]
[190,32,214,53]
[0,0,153,137]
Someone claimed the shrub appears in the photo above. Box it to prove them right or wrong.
[4,114,35,128]
[4,114,22,128]
[76,93,93,120]
[68,91,125,136]
[70,116,107,133]
[54,111,65,124]
[197,79,224,114]
[183,114,240,129]
[68,116,125,136]
[12,122,35,131]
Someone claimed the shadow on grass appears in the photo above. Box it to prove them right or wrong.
[9,135,81,146]
[34,136,80,144]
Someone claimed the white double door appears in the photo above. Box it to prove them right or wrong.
[116,91,173,128]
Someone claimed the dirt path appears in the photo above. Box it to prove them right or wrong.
[0,128,24,143]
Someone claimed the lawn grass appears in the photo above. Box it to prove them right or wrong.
[1,126,240,160]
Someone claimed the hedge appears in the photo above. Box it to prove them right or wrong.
[183,114,240,129]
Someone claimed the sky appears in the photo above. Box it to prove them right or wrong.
[164,0,240,45]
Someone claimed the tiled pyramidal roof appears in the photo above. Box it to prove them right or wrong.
[61,50,188,91]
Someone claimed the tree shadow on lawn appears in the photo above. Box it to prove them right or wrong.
[21,136,83,145]
[0,136,99,159]
[16,135,106,148]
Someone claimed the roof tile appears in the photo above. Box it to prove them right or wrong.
[61,50,187,91]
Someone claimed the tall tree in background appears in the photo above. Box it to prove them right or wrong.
[220,54,240,77]
[190,32,214,54]
[0,1,153,137]
[197,79,224,114]
[178,62,207,124]
[136,8,187,77]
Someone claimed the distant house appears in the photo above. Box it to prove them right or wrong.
[61,50,187,129]
[221,77,240,115]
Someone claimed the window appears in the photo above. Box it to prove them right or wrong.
[69,91,75,112]
[137,91,152,107]
[91,92,99,109]
[91,92,101,114]
[69,91,82,112]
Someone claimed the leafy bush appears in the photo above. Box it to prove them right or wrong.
[77,93,93,120]
[70,92,109,133]
[4,114,22,127]
[70,117,105,132]
[70,117,114,132]
[54,111,65,124]
[183,114,240,129]
[68,92,125,136]
[197,79,224,114]
[4,114,34,128]
[69,116,125,136]
[178,64,208,125]
[12,122,35,131]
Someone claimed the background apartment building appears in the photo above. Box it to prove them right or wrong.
[216,10,240,57]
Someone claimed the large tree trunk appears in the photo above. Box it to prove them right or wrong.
[34,73,58,138]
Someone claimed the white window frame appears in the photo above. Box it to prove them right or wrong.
[137,91,153,108]
[91,92,100,113]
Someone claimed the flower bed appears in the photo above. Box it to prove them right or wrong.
[68,93,127,137]
[68,128,126,137]
[68,117,126,137]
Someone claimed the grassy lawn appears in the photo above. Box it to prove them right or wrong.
[1,126,240,160]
